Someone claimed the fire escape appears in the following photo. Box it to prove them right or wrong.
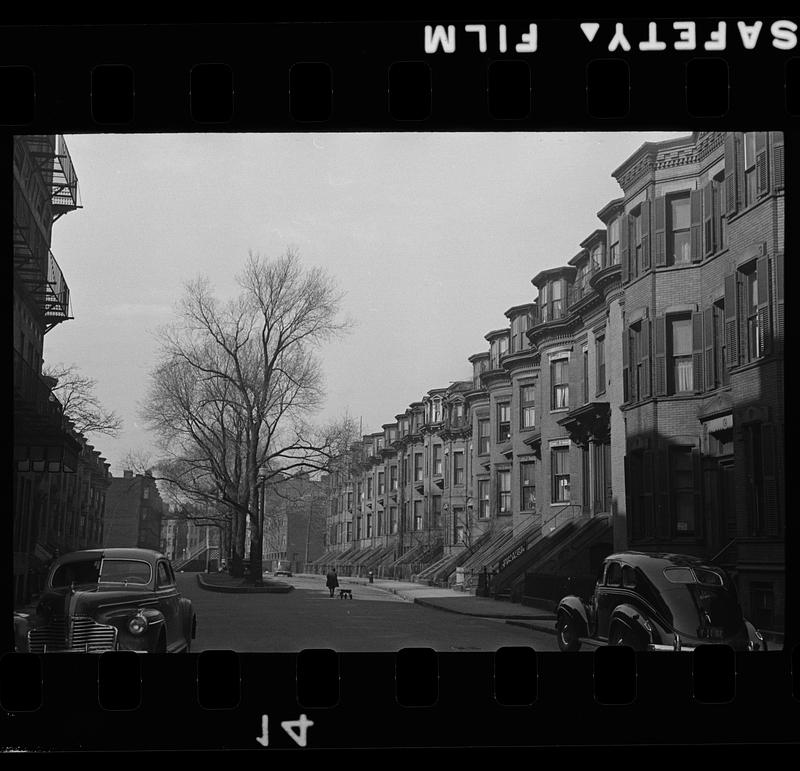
[13,134,81,333]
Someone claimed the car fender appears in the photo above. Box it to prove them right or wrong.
[609,603,656,645]
[556,595,589,638]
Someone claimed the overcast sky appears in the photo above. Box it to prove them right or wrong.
[46,131,686,475]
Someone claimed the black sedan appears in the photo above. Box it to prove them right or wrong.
[555,551,767,652]
[14,548,196,653]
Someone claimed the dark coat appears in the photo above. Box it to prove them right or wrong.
[325,571,339,588]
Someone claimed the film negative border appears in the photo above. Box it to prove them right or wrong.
[2,16,798,752]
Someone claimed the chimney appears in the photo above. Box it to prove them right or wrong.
[123,470,134,479]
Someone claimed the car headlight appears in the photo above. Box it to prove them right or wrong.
[128,614,148,635]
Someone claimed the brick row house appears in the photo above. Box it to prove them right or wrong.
[13,135,115,606]
[313,132,784,636]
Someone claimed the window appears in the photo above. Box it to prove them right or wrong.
[377,511,383,536]
[596,336,606,395]
[377,471,385,495]
[744,131,757,207]
[668,194,691,265]
[669,316,693,394]
[143,486,150,500]
[453,452,464,486]
[356,516,362,540]
[498,335,509,361]
[376,437,384,451]
[520,385,536,429]
[609,219,620,265]
[404,502,410,531]
[551,358,569,410]
[552,446,570,503]
[366,513,373,538]
[366,477,373,500]
[520,461,536,511]
[390,506,398,534]
[433,445,443,476]
[451,403,463,424]
[551,281,563,320]
[497,403,511,442]
[591,244,603,273]
[414,453,423,481]
[390,465,398,491]
[413,500,423,531]
[511,314,530,352]
[631,207,642,278]
[497,470,511,513]
[606,562,622,586]
[402,456,409,484]
[157,562,172,588]
[670,447,695,535]
[346,521,352,542]
[347,491,353,509]
[357,482,362,501]
[431,399,442,423]
[478,479,490,518]
[432,495,442,527]
[478,419,490,454]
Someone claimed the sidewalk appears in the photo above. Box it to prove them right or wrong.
[305,573,566,639]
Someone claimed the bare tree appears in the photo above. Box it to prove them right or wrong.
[140,250,356,582]
[43,363,123,438]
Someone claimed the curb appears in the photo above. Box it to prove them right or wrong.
[413,597,557,621]
[196,574,294,594]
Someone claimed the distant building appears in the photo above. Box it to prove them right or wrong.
[103,470,164,550]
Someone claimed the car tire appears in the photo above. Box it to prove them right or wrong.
[556,614,582,652]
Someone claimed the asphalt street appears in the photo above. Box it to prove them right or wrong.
[178,572,559,652]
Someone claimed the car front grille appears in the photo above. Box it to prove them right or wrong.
[28,616,118,653]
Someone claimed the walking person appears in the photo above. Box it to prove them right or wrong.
[326,567,339,598]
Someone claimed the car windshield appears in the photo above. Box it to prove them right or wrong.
[51,559,102,587]
[98,559,152,585]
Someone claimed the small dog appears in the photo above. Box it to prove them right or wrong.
[338,588,353,600]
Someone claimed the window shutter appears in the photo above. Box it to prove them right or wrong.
[724,273,739,368]
[653,316,667,397]
[703,183,715,256]
[640,199,651,271]
[692,311,704,393]
[703,307,715,390]
[653,196,667,267]
[771,131,784,190]
[761,423,778,536]
[692,448,703,539]
[755,131,769,197]
[620,213,630,283]
[724,133,738,216]
[690,189,703,263]
[640,318,651,399]
[717,180,726,250]
[774,252,784,351]
[622,326,630,403]
[655,447,670,540]
[756,255,772,356]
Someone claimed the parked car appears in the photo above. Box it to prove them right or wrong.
[555,551,767,652]
[14,548,196,653]
[274,560,293,577]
